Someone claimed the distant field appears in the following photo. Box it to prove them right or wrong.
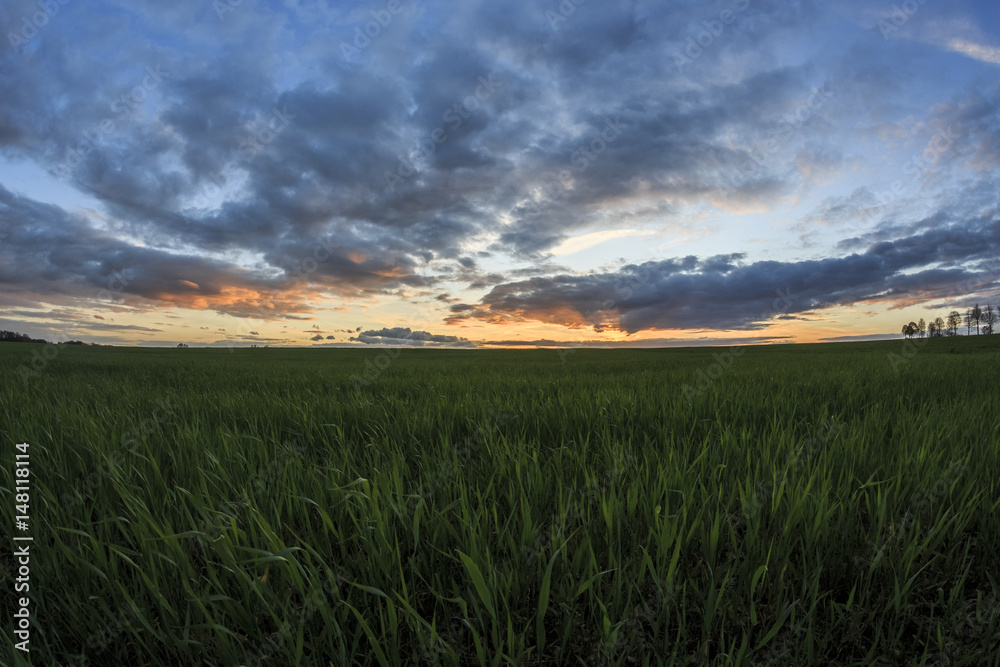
[2,338,999,666]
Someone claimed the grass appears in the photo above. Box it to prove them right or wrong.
[2,337,999,665]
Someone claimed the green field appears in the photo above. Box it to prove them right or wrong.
[2,338,999,665]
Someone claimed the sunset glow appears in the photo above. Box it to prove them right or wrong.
[1,0,998,348]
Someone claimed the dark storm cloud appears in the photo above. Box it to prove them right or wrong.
[1,0,848,264]
[0,184,312,318]
[449,212,1000,333]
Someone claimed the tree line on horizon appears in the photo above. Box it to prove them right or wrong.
[900,303,999,339]
[5,307,1000,349]
[0,330,94,345]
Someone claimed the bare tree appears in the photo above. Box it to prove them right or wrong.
[965,309,973,335]
[972,304,982,335]
[947,311,962,336]
[934,316,946,337]
[917,318,926,338]
[984,305,997,335]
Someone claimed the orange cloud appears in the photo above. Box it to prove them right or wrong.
[139,285,326,320]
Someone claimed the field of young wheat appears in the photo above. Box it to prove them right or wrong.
[2,337,999,666]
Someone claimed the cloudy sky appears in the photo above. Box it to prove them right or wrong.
[1,0,998,348]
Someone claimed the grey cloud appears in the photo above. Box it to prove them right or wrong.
[349,327,475,347]
[449,213,1000,333]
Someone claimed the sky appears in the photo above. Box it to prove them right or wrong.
[1,0,999,349]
